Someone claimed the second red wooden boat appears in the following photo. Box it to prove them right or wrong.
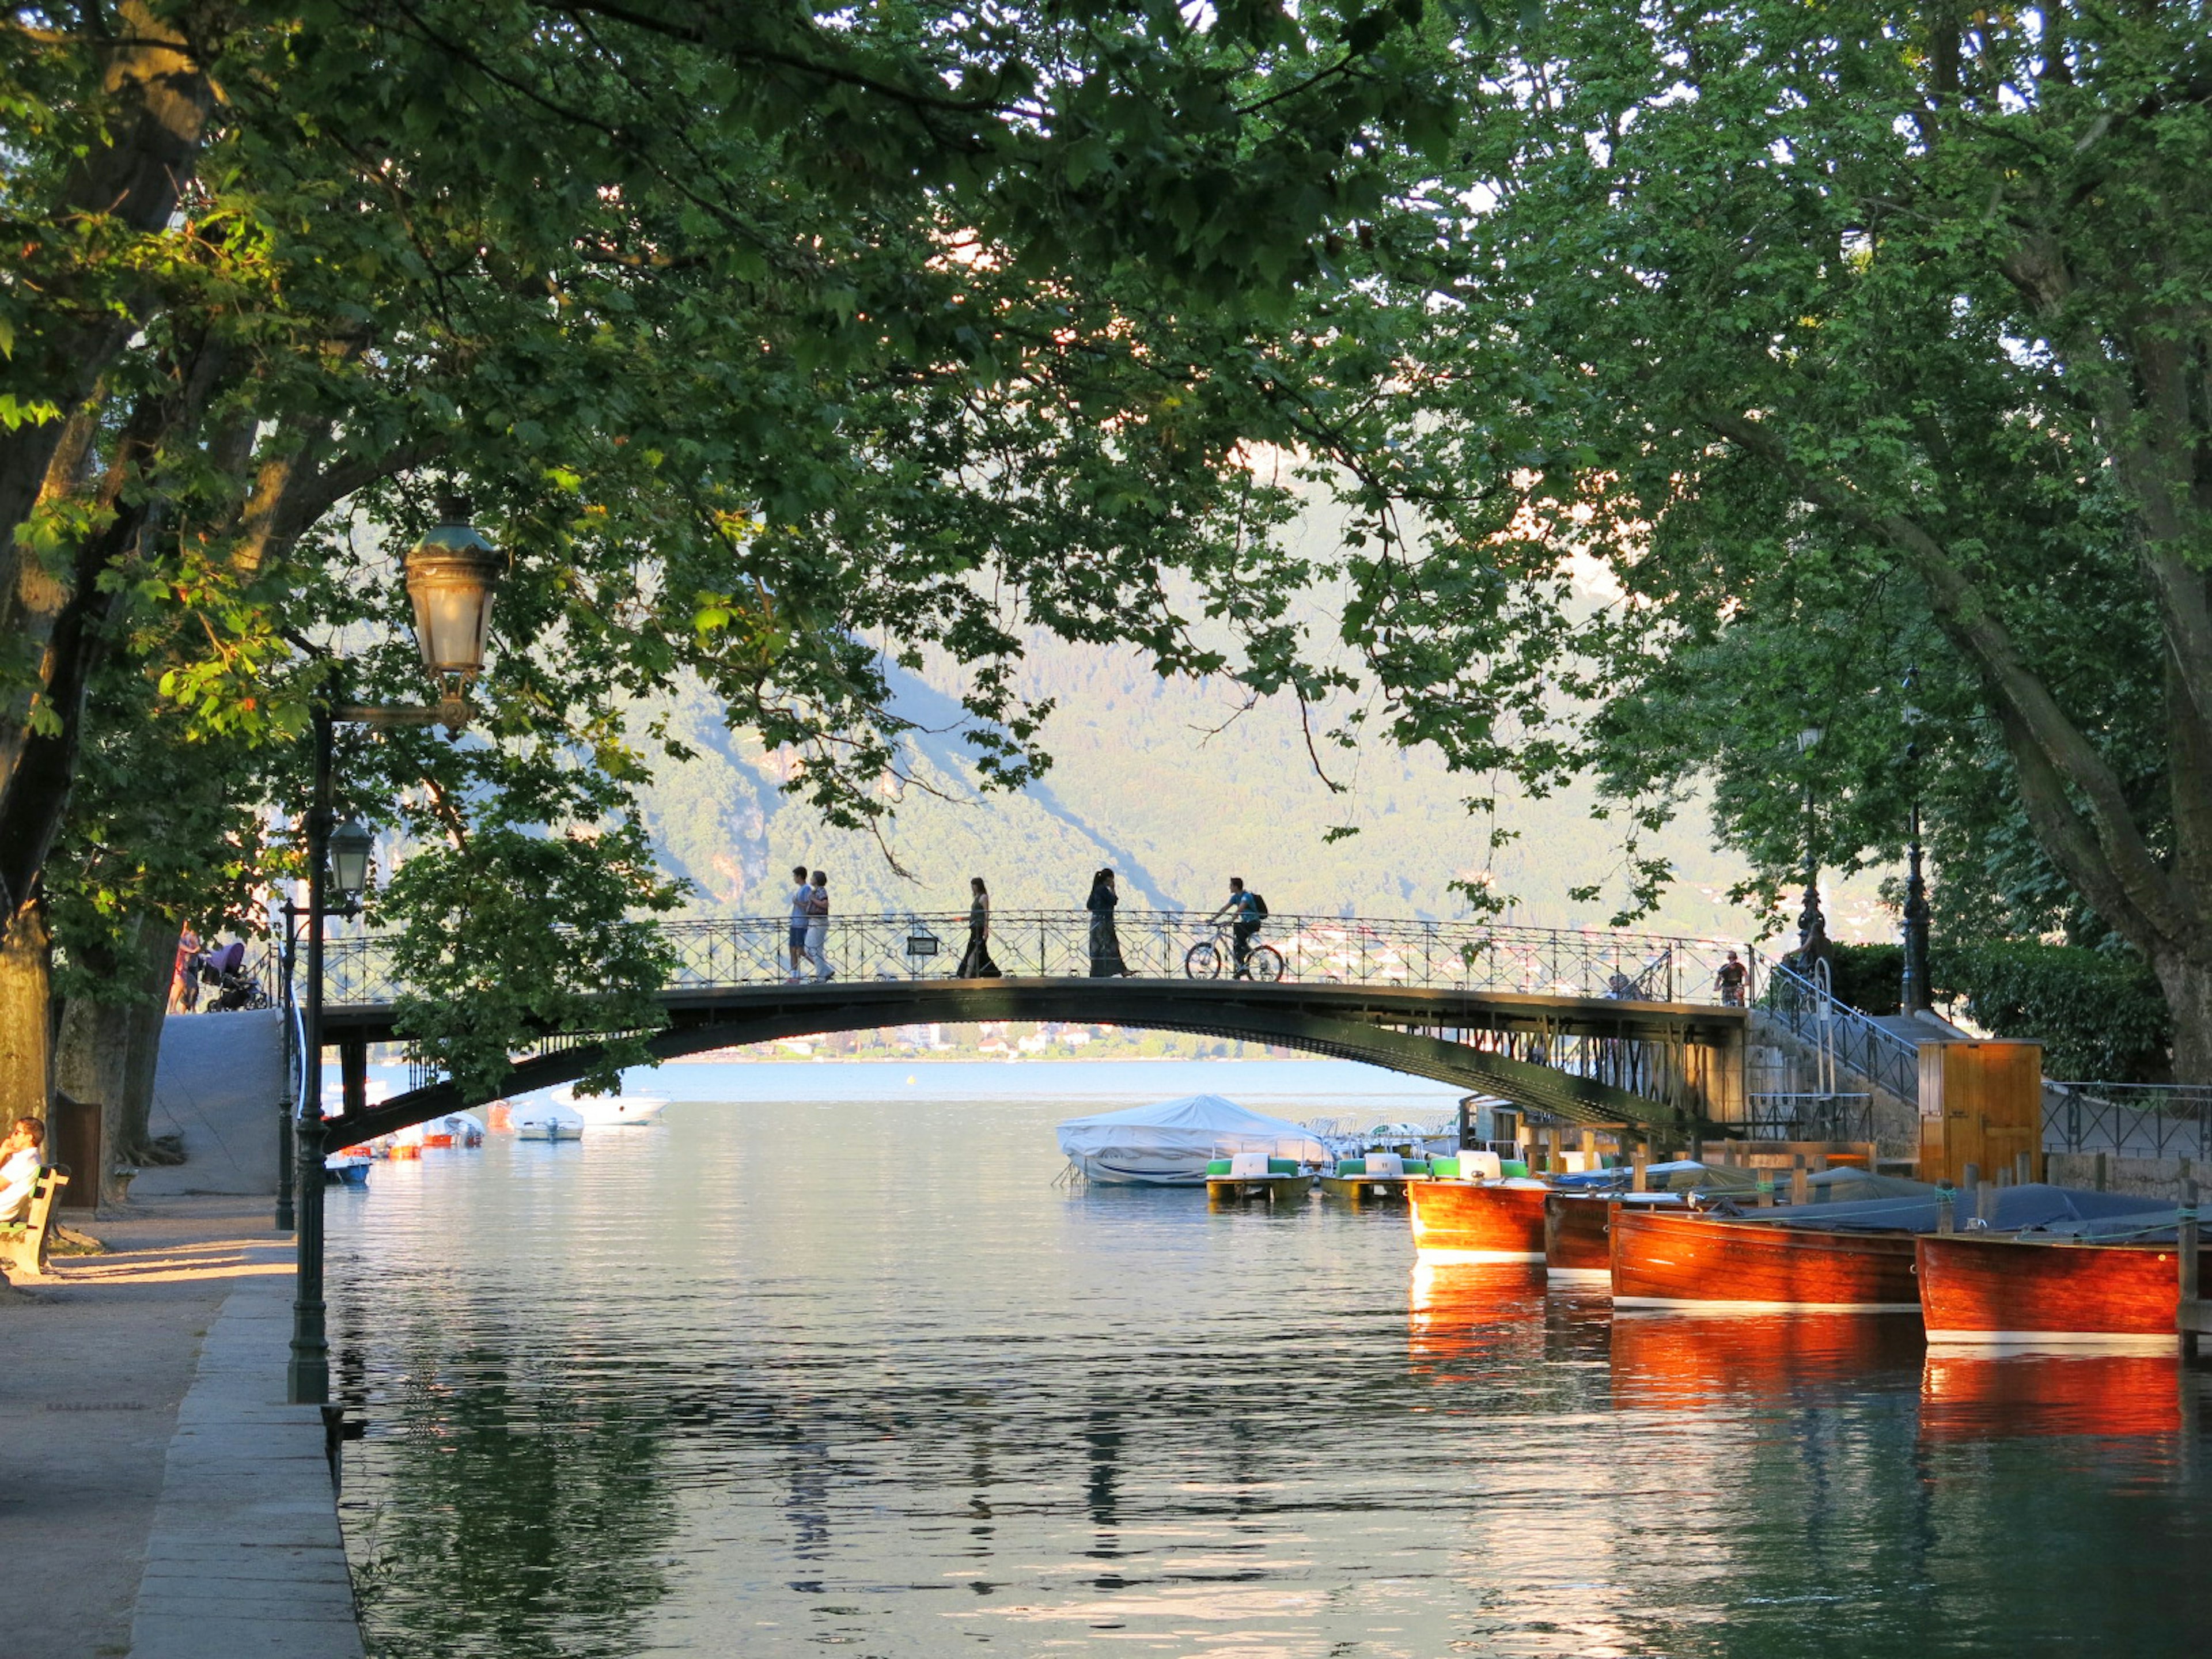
[1407,1180,1548,1260]
[1544,1193,1614,1283]
[1545,1194,1690,1283]
[1915,1232,2190,1350]
[1609,1207,1921,1313]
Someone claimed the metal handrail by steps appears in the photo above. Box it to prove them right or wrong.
[1759,958,1922,1111]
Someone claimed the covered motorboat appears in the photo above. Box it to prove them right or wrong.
[513,1099,586,1142]
[1056,1094,1327,1185]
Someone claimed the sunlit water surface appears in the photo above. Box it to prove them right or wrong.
[328,1060,2212,1657]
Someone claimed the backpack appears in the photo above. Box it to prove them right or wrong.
[1248,891,1269,919]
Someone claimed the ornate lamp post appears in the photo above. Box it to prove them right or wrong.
[1795,726,1825,959]
[1900,667,1931,1015]
[275,819,371,1234]
[289,497,500,1406]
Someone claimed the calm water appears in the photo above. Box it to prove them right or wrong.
[328,1060,2211,1658]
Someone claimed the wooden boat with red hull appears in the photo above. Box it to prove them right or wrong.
[1407,1180,1548,1260]
[1916,1232,2194,1350]
[1609,1207,1921,1312]
[1544,1193,1688,1283]
[1545,1194,1613,1282]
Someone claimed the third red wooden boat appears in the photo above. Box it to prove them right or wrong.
[1609,1208,1921,1312]
[1407,1180,1548,1260]
[1915,1232,2191,1350]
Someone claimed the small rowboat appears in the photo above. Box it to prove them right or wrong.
[1407,1179,1550,1261]
[1916,1231,2195,1350]
[1609,1207,1921,1313]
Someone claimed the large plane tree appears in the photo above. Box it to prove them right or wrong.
[0,1,1457,1127]
[1291,2,2212,1078]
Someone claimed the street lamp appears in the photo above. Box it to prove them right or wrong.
[404,497,502,696]
[289,498,502,1406]
[1900,668,1931,1014]
[327,818,374,904]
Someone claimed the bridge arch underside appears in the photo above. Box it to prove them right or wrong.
[327,980,1747,1147]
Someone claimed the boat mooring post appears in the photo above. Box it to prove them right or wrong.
[1789,1156,1808,1207]
[1631,1146,1649,1193]
[1936,1183,1955,1234]
[2180,1178,2201,1359]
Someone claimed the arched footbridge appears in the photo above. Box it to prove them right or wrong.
[315,912,1756,1146]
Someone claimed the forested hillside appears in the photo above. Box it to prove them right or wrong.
[634,647,1889,942]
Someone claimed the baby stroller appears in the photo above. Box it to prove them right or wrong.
[196,941,271,1012]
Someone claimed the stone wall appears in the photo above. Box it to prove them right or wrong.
[2045,1150,2201,1203]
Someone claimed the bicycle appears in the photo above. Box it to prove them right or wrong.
[1184,922,1285,982]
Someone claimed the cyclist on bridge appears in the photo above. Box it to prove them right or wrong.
[1207,877,1268,979]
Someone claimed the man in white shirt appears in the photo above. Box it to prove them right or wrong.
[785,864,813,982]
[0,1117,46,1225]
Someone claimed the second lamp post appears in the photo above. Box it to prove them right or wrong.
[289,497,502,1406]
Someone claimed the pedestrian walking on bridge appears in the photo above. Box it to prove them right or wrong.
[804,870,833,982]
[1086,869,1128,977]
[957,877,1000,978]
[786,865,812,982]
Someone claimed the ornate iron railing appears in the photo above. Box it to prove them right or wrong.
[320,910,1756,1009]
[2043,1081,2212,1161]
[1744,1092,1878,1144]
[1760,959,1921,1109]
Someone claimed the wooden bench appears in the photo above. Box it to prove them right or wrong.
[1,1164,71,1280]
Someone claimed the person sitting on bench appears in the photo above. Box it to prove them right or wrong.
[0,1117,44,1225]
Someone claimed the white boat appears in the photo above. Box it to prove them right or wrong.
[1055,1094,1327,1185]
[512,1100,586,1141]
[552,1088,668,1128]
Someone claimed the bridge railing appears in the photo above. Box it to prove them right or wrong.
[2043,1080,2212,1161]
[323,911,1755,1009]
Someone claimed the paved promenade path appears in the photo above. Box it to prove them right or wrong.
[0,1197,361,1659]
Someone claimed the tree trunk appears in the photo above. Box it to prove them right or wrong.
[53,913,179,1203]
[2148,945,2212,1092]
[114,920,181,1180]
[0,902,52,1132]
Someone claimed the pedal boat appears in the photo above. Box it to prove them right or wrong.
[1320,1154,1430,1205]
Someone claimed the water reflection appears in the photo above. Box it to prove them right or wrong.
[1921,1350,2184,1441]
[1609,1313,1926,1411]
[328,1063,2212,1657]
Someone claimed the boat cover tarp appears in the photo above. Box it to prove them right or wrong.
[1057,1094,1327,1185]
[1752,1182,2172,1235]
[1552,1164,1932,1203]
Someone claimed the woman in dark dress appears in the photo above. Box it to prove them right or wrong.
[1086,868,1128,977]
[956,876,999,978]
